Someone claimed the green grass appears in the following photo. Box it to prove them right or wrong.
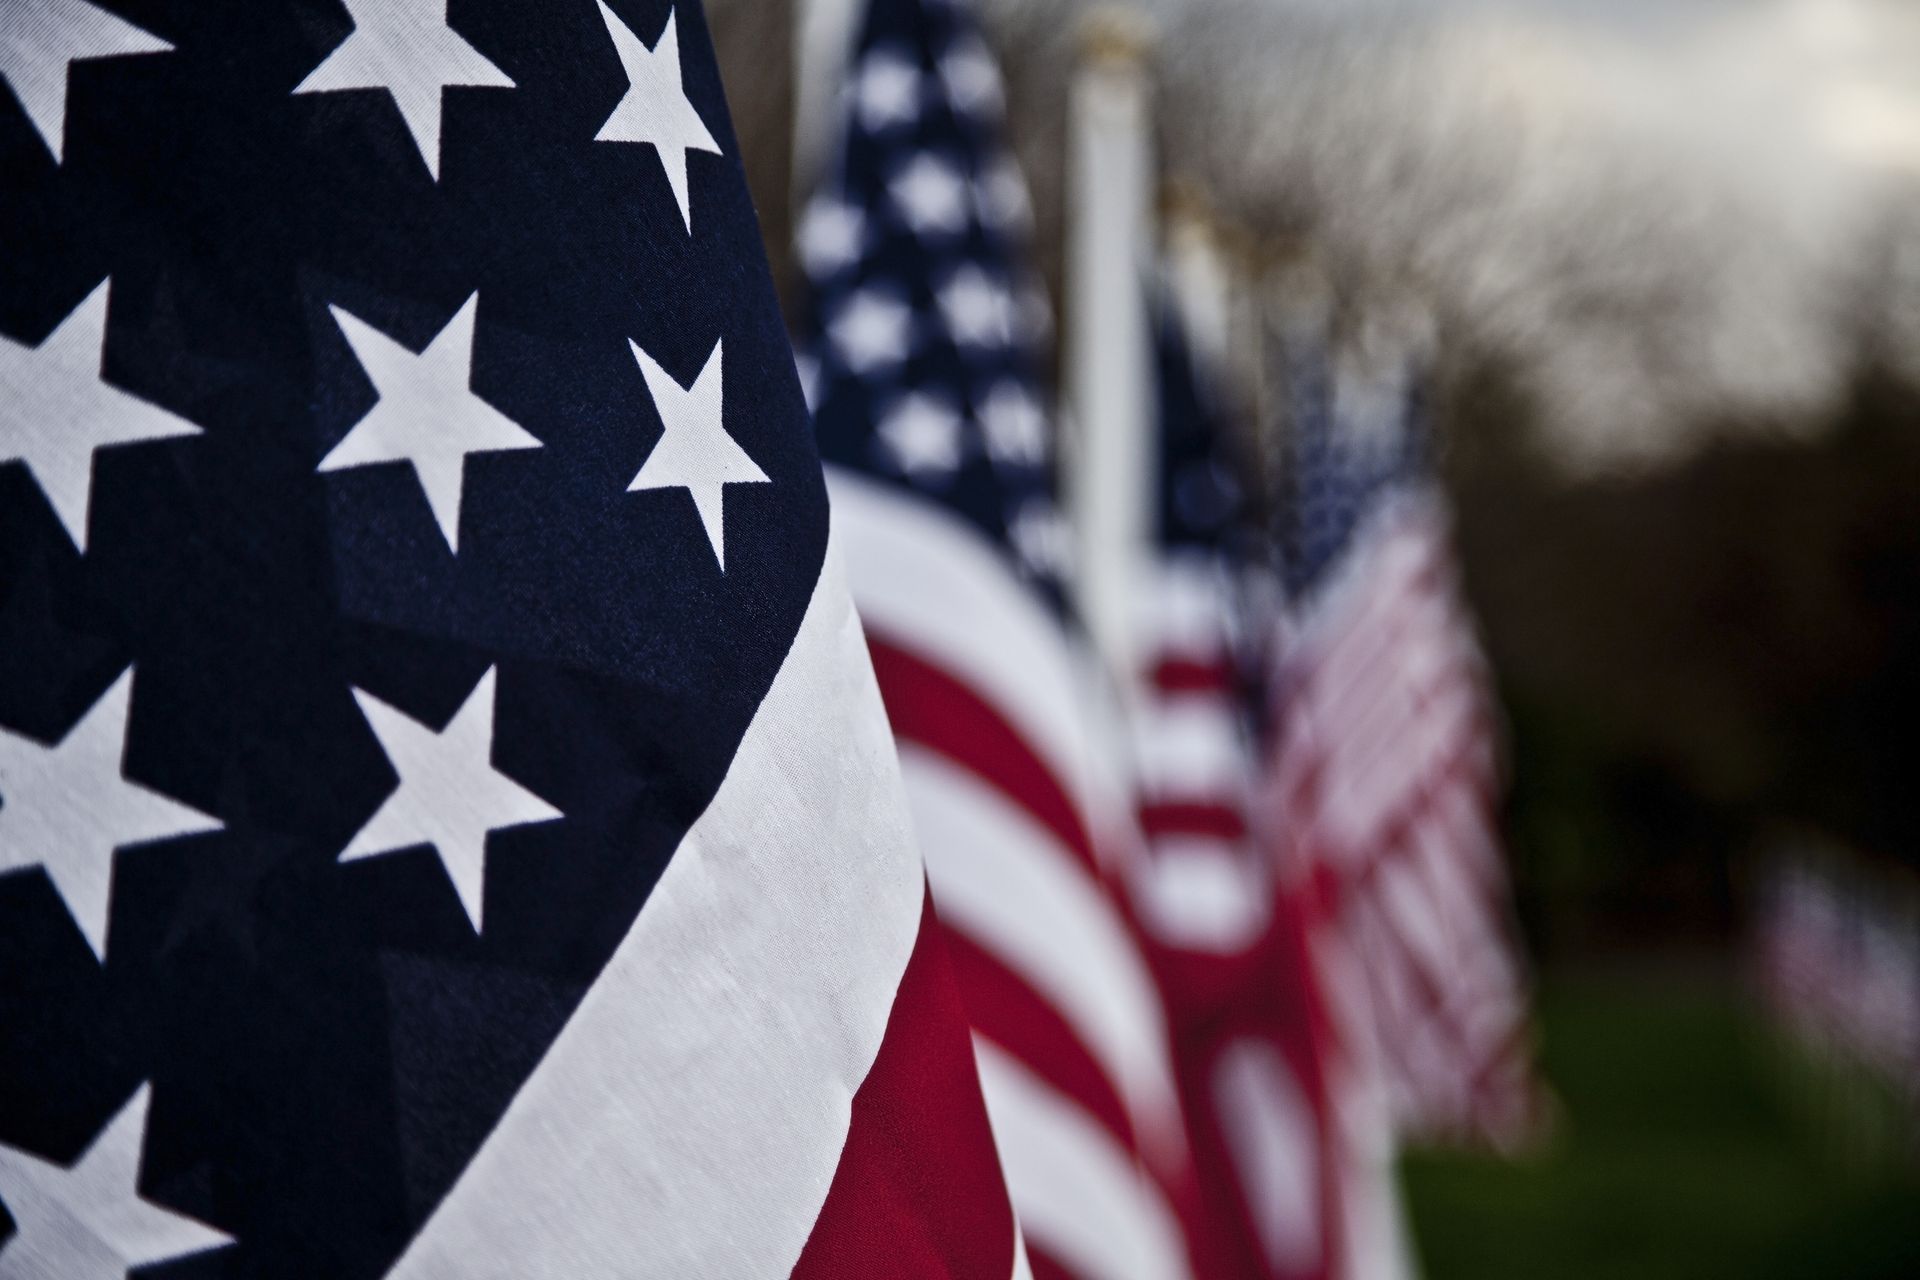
[1399,974,1920,1279]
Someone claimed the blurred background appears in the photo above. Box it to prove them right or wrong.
[713,0,1920,1272]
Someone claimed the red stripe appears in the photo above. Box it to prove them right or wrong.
[867,635,1097,874]
[1151,656,1236,695]
[942,928,1137,1155]
[1139,800,1247,843]
[794,889,1019,1280]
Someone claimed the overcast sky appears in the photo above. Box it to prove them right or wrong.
[975,0,1920,467]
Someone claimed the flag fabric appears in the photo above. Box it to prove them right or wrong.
[0,2,1026,1276]
[1266,333,1538,1152]
[1130,293,1266,959]
[1126,296,1341,1280]
[795,0,1200,1276]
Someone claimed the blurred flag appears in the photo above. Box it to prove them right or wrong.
[1266,321,1540,1153]
[0,1,1025,1275]
[1755,845,1920,1108]
[1127,293,1342,1280]
[795,0,1201,1275]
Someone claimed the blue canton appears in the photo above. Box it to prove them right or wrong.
[1276,331,1427,601]
[0,2,821,1274]
[1151,292,1253,562]
[796,0,1065,587]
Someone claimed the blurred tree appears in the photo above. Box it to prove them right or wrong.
[1442,363,1920,960]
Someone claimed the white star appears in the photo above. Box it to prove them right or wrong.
[975,379,1052,466]
[796,196,866,279]
[890,153,970,238]
[292,0,514,181]
[628,338,769,570]
[879,393,965,479]
[342,668,561,932]
[319,293,542,554]
[0,1084,233,1279]
[978,380,1048,465]
[0,669,222,962]
[827,287,913,375]
[0,0,170,164]
[974,153,1032,234]
[853,49,921,133]
[593,3,720,233]
[937,264,1014,349]
[0,281,200,554]
[938,34,1004,119]
[1009,499,1072,577]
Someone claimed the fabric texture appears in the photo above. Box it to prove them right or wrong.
[0,1,1017,1275]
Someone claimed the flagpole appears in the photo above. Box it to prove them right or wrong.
[1064,8,1157,685]
[1162,181,1232,376]
[792,0,864,218]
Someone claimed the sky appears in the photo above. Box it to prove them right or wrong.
[965,0,1920,467]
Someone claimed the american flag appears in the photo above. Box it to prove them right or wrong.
[1127,294,1341,1280]
[1265,327,1538,1152]
[0,1,1028,1275]
[796,0,1200,1275]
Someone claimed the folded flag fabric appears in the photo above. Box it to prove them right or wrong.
[0,2,1023,1275]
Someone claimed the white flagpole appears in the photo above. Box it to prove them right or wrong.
[792,0,864,216]
[1064,9,1157,685]
[1162,183,1233,376]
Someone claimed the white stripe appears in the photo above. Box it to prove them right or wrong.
[1374,852,1452,985]
[1130,554,1239,664]
[1411,816,1483,951]
[1010,1225,1036,1280]
[974,1038,1194,1280]
[1318,628,1468,777]
[828,466,1097,817]
[1128,837,1270,953]
[1305,614,1451,775]
[1131,696,1250,800]
[1213,1038,1323,1275]
[385,544,925,1279]
[900,744,1186,1163]
[1310,575,1447,718]
[1325,1049,1420,1280]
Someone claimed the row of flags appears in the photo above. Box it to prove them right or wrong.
[794,1,1541,1277]
[0,0,1534,1276]
[802,1,1199,1273]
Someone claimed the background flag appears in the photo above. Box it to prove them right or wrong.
[1265,319,1540,1156]
[1127,290,1343,1280]
[795,0,1200,1275]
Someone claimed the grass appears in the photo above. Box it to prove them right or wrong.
[1399,972,1920,1280]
